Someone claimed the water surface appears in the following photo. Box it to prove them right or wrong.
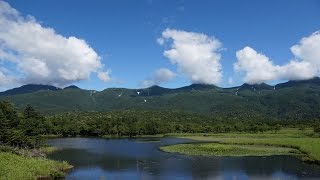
[47,137,320,180]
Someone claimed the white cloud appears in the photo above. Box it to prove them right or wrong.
[157,37,165,45]
[291,31,320,70]
[140,68,176,87]
[98,71,112,83]
[234,47,279,84]
[0,70,11,85]
[234,31,320,84]
[0,1,111,87]
[158,28,222,85]
[0,67,17,90]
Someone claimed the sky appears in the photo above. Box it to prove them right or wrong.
[0,0,320,91]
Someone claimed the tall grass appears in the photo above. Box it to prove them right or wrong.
[0,151,72,180]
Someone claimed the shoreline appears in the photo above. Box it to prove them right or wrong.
[159,131,320,165]
[0,145,73,180]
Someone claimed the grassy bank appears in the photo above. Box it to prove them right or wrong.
[102,134,165,139]
[0,151,72,180]
[162,128,320,164]
[161,143,300,157]
[40,146,60,154]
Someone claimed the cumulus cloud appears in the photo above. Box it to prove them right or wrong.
[158,28,222,85]
[291,31,320,69]
[0,1,111,87]
[0,70,12,85]
[140,68,176,87]
[98,71,112,83]
[234,31,320,84]
[234,47,279,84]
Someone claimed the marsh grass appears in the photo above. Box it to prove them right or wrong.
[39,146,59,155]
[162,128,320,163]
[160,143,300,157]
[0,151,72,180]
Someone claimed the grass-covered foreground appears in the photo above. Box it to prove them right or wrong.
[0,151,72,180]
[162,128,320,164]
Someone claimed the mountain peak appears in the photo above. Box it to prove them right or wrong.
[239,83,272,90]
[277,77,320,88]
[64,85,81,90]
[141,85,171,96]
[179,83,217,90]
[291,77,320,83]
[0,84,61,96]
[147,85,166,89]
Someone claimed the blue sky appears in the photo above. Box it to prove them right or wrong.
[1,0,320,90]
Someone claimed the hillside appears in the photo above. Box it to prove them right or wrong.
[0,84,61,96]
[0,78,320,120]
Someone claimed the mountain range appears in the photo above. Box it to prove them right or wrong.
[1,77,320,121]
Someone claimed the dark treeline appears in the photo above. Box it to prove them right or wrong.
[1,101,320,148]
[0,101,45,148]
[48,111,285,137]
[45,110,320,137]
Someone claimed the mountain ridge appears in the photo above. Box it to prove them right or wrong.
[0,84,61,96]
[2,77,319,96]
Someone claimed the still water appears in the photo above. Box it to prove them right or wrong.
[47,137,320,180]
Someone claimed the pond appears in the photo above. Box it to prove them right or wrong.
[47,137,320,180]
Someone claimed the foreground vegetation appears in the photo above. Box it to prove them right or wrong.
[0,101,73,179]
[162,128,320,164]
[0,151,71,180]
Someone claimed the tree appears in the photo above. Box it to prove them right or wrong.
[24,104,40,119]
[0,101,19,127]
[20,104,45,136]
[0,110,9,143]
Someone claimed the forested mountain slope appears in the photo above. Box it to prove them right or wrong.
[0,78,320,121]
